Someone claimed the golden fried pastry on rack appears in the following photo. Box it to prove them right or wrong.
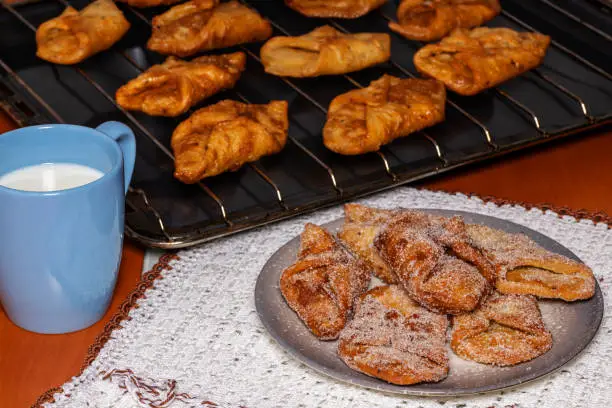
[117,0,181,8]
[260,25,390,78]
[116,52,246,117]
[285,0,387,18]
[414,27,550,95]
[36,0,130,65]
[451,292,552,366]
[280,224,371,340]
[172,100,288,182]
[147,0,272,57]
[338,203,398,283]
[389,0,500,42]
[375,211,493,314]
[338,285,449,384]
[323,75,446,155]
[467,224,596,301]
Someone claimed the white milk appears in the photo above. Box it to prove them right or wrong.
[0,163,104,192]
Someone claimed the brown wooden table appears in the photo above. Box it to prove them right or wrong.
[1,110,611,407]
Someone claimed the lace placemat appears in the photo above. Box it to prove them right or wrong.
[39,188,611,408]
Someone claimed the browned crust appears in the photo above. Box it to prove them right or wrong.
[284,0,387,18]
[451,292,553,366]
[34,193,609,406]
[413,27,550,95]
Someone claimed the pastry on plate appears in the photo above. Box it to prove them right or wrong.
[389,0,501,41]
[116,52,246,117]
[451,292,553,366]
[280,223,371,340]
[172,100,288,182]
[467,224,596,301]
[338,203,399,283]
[285,0,387,19]
[260,25,390,77]
[375,210,493,314]
[413,27,550,95]
[147,0,272,57]
[323,74,446,155]
[338,285,449,384]
[36,0,130,65]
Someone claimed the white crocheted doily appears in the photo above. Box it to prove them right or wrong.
[44,188,611,408]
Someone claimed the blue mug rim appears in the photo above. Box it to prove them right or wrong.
[0,123,124,197]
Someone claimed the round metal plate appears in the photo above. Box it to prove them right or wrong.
[254,209,604,396]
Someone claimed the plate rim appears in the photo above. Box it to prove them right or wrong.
[254,208,604,396]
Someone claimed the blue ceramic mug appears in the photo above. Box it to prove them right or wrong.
[0,122,135,334]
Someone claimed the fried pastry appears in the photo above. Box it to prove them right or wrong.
[117,0,181,8]
[116,52,246,117]
[260,25,390,78]
[280,223,371,340]
[36,0,130,65]
[414,27,550,95]
[375,211,493,314]
[389,0,501,41]
[172,100,288,182]
[338,203,398,283]
[323,75,446,155]
[451,292,552,366]
[338,285,449,384]
[285,0,387,18]
[147,0,272,57]
[467,224,596,301]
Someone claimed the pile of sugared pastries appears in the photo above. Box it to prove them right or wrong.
[36,0,550,183]
[280,204,595,385]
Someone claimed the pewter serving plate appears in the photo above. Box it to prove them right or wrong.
[254,209,604,396]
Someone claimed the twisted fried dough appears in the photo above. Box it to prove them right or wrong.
[171,100,288,182]
[147,0,272,57]
[451,292,553,366]
[338,285,449,384]
[414,27,550,95]
[323,75,446,155]
[36,0,130,65]
[260,25,390,78]
[116,52,246,117]
[467,224,595,301]
[389,0,500,41]
[280,224,371,340]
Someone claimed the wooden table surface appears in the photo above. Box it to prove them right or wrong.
[0,110,611,407]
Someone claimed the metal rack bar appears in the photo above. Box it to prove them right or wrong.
[493,89,543,132]
[128,187,173,241]
[3,0,231,230]
[123,4,343,198]
[529,70,592,120]
[0,58,64,124]
[535,0,612,42]
[421,132,446,164]
[501,10,612,83]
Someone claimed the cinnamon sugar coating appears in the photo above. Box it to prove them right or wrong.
[338,285,449,384]
[280,223,371,340]
[451,292,553,366]
[375,210,494,314]
[338,204,399,284]
[467,224,595,301]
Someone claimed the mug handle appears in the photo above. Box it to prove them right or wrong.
[96,121,136,195]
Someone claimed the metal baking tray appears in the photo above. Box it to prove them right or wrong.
[1,0,611,248]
